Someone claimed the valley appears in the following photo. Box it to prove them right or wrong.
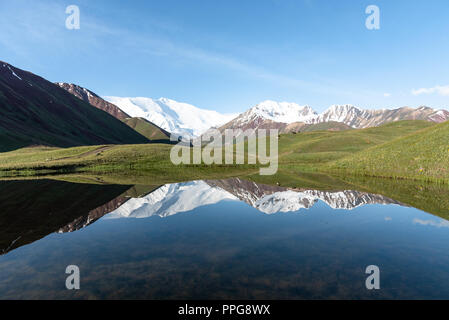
[3,1,449,302]
[1,60,448,196]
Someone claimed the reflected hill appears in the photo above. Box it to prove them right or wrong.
[0,180,133,254]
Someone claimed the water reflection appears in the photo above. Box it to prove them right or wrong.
[1,177,449,299]
[106,178,405,219]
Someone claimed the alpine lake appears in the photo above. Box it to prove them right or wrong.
[0,171,448,300]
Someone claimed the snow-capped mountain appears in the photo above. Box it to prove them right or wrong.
[309,104,449,128]
[104,96,237,138]
[219,100,317,133]
[239,100,317,124]
[101,96,447,139]
[104,178,403,219]
[219,101,449,134]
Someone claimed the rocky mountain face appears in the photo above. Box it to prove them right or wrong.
[56,82,130,120]
[57,83,172,142]
[218,101,449,136]
[0,61,149,151]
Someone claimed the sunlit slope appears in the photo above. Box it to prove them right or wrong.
[123,117,171,142]
[0,120,438,182]
[278,120,434,166]
[332,120,449,181]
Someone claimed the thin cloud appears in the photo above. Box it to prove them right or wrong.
[412,85,449,96]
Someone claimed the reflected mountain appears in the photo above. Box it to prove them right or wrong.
[0,177,426,255]
[106,178,404,219]
[207,178,405,213]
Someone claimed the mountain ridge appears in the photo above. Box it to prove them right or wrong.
[218,100,449,136]
[56,82,171,142]
[56,82,131,120]
[0,61,149,152]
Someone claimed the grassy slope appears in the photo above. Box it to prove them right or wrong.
[123,117,171,142]
[330,119,449,182]
[302,121,353,132]
[0,144,258,182]
[277,120,434,168]
[0,120,441,183]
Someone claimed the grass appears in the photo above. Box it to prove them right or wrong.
[0,143,259,182]
[0,119,446,184]
[329,119,449,183]
[123,117,171,142]
[277,120,434,168]
[300,121,353,132]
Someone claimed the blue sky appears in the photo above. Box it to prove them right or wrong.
[0,0,448,113]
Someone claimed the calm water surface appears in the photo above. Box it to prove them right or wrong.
[1,178,449,299]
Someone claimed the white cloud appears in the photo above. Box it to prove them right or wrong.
[412,85,449,96]
[383,93,391,97]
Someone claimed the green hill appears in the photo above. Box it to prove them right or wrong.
[302,121,353,132]
[331,120,449,182]
[277,120,435,167]
[0,61,149,152]
[123,117,171,142]
[0,119,439,183]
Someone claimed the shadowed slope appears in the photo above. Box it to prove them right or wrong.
[0,61,149,152]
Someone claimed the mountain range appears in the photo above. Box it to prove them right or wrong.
[218,100,449,136]
[104,96,449,138]
[1,60,448,152]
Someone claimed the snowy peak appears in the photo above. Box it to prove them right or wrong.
[324,104,362,117]
[311,104,363,125]
[240,100,317,125]
[105,96,238,138]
